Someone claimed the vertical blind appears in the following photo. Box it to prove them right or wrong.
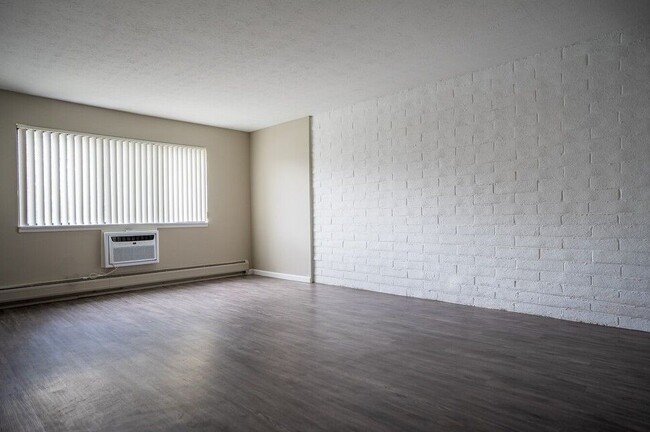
[17,125,208,228]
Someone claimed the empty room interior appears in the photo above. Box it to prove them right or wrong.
[1,1,650,430]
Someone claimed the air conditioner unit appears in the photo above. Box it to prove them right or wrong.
[103,230,159,268]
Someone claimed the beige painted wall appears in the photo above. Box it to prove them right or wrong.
[0,90,251,287]
[251,117,311,279]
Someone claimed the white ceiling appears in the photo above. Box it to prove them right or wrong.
[1,1,649,132]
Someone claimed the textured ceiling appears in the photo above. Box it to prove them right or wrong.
[1,1,649,132]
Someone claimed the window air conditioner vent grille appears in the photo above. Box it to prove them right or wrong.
[103,230,159,268]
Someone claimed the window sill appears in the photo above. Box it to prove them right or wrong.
[18,222,209,233]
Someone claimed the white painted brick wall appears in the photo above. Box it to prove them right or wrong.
[311,26,650,332]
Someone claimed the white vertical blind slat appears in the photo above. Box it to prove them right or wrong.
[66,134,75,225]
[125,140,132,224]
[34,130,44,225]
[95,137,103,225]
[189,149,194,221]
[42,132,51,226]
[25,129,35,226]
[170,146,175,223]
[58,134,68,225]
[182,147,188,222]
[146,144,153,223]
[50,133,60,226]
[162,146,169,223]
[81,136,90,224]
[109,139,117,224]
[88,137,97,225]
[115,139,123,225]
[200,148,207,221]
[141,143,147,223]
[193,148,198,222]
[171,147,180,222]
[102,138,110,224]
[134,141,141,223]
[152,145,159,224]
[17,126,207,228]
[73,135,83,224]
[179,146,184,223]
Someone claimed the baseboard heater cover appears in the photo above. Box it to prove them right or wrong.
[0,261,249,305]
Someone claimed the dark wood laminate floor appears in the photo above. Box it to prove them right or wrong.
[1,276,649,431]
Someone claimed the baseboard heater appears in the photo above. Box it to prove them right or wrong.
[0,261,249,307]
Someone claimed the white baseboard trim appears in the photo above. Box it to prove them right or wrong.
[251,269,312,283]
[0,261,249,305]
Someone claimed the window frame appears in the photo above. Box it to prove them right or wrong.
[16,124,209,232]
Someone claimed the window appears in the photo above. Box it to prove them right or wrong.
[16,125,208,230]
